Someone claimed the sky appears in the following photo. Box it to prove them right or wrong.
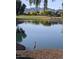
[21,0,63,10]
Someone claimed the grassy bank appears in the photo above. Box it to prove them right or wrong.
[16,15,63,21]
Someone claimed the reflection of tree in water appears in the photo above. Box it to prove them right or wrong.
[32,20,40,24]
[16,27,27,42]
[41,21,52,26]
[27,20,53,26]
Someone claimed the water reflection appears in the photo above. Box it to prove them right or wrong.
[18,24,63,49]
[16,20,63,49]
[16,27,27,42]
[26,20,61,26]
[16,20,62,26]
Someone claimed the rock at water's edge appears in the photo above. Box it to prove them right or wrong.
[16,43,25,50]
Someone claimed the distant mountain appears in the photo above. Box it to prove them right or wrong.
[24,8,56,13]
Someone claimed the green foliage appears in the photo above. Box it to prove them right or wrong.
[28,0,55,11]
[44,10,51,15]
[30,12,37,15]
[29,0,41,7]
[27,12,31,15]
[16,0,26,15]
[26,10,56,16]
[16,0,21,15]
[20,4,26,14]
[34,0,41,8]
[27,11,40,15]
[29,0,41,12]
[39,10,53,15]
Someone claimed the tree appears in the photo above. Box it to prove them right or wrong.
[16,0,26,15]
[44,0,48,11]
[29,0,41,12]
[20,4,26,14]
[28,0,55,12]
[44,0,54,11]
[29,0,33,6]
[16,0,21,15]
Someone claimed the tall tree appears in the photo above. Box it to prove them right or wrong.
[20,4,26,14]
[34,0,41,11]
[44,0,48,11]
[16,0,21,15]
[43,0,54,11]
[29,0,41,11]
[28,0,54,11]
[29,0,33,6]
[16,0,26,15]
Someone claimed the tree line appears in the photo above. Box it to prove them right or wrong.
[16,0,63,16]
[16,0,55,14]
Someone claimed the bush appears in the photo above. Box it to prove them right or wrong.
[27,12,39,15]
[26,10,59,16]
[31,12,37,15]
[44,10,51,15]
[39,10,53,16]
[26,12,31,15]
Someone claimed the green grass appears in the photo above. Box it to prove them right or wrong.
[16,15,62,21]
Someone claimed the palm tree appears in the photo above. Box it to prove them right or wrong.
[43,0,54,11]
[16,0,21,15]
[16,0,26,15]
[20,3,26,14]
[29,0,41,12]
[28,0,55,12]
[29,0,33,6]
[43,0,48,11]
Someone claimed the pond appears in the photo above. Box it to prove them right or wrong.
[17,21,63,50]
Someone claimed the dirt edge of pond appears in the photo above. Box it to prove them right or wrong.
[16,49,63,59]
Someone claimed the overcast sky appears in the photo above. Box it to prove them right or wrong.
[21,0,63,10]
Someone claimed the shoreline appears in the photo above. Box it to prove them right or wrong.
[16,15,63,21]
[16,16,63,25]
[16,49,63,59]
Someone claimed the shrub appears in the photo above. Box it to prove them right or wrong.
[39,10,53,16]
[31,12,37,15]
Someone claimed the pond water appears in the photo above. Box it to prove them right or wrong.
[17,21,63,50]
